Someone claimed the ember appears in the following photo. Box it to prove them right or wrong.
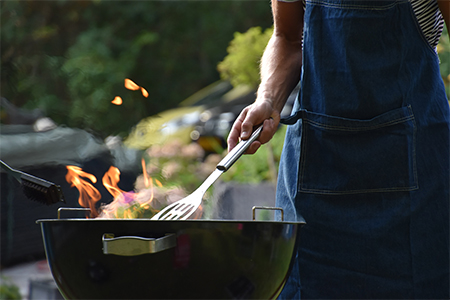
[111,96,123,105]
[124,78,140,91]
[111,78,149,106]
[124,78,149,98]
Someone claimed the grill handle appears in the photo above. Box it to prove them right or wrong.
[252,206,284,221]
[102,233,176,256]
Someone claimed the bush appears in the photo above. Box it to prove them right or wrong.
[220,126,287,184]
[217,26,273,88]
[0,277,21,300]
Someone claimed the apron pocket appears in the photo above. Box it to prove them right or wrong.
[299,106,418,194]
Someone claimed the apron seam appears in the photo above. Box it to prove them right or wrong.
[303,115,414,131]
[299,186,419,194]
[409,105,419,191]
[306,0,409,10]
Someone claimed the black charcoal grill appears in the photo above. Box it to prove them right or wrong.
[37,206,304,299]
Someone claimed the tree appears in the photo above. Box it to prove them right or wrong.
[1,0,273,137]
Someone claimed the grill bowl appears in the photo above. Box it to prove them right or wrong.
[37,218,303,299]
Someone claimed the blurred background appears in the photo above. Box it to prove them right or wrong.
[0,1,449,299]
[1,1,274,137]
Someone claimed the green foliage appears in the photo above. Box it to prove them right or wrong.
[218,27,273,88]
[220,126,287,183]
[1,0,272,137]
[60,26,156,135]
[0,277,21,300]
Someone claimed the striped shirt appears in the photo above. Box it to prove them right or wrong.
[410,0,444,50]
[279,0,445,50]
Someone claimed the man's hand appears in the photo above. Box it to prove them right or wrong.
[227,0,304,155]
[227,100,280,154]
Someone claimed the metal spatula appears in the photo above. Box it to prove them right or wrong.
[151,125,263,220]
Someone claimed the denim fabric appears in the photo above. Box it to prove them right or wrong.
[276,0,450,299]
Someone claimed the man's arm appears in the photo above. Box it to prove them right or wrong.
[257,0,304,115]
[227,0,304,153]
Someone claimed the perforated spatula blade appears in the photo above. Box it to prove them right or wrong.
[151,125,263,221]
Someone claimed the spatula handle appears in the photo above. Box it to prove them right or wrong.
[217,124,263,171]
[1,160,22,182]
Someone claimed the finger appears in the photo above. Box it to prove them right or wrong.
[241,102,280,141]
[245,141,261,155]
[259,117,279,144]
[227,125,240,151]
[240,119,255,140]
[227,110,247,151]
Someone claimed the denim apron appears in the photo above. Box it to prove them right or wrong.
[276,0,450,298]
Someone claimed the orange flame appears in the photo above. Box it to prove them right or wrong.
[125,78,149,98]
[66,166,101,217]
[140,172,154,208]
[102,166,128,199]
[124,78,140,91]
[142,159,151,188]
[111,96,123,105]
[66,162,203,220]
[141,87,149,98]
[101,166,137,218]
[192,205,203,219]
[140,158,155,208]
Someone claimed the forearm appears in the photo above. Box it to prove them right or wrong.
[257,0,304,114]
[227,0,304,153]
[257,34,303,114]
[227,37,301,152]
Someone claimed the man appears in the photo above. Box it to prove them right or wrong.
[228,0,450,298]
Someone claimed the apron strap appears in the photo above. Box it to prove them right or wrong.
[280,109,306,125]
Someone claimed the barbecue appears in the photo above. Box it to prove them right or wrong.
[35,127,305,299]
[37,206,304,299]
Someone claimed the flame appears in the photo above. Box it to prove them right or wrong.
[66,162,203,220]
[125,78,149,98]
[124,78,140,91]
[66,166,101,217]
[111,96,123,105]
[142,159,151,188]
[139,159,156,208]
[141,87,149,98]
[102,166,138,218]
[102,166,128,199]
[140,172,154,208]
[192,205,203,219]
